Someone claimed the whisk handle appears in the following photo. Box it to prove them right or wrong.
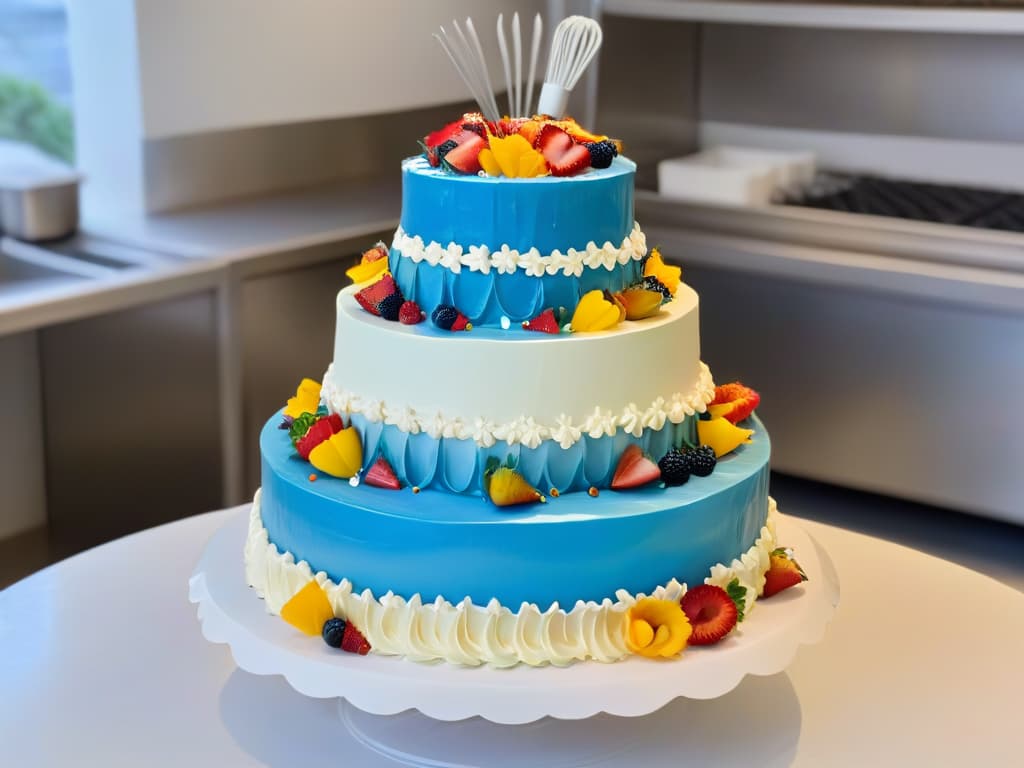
[537,82,570,118]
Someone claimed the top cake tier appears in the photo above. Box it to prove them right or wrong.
[390,155,645,327]
[399,154,636,253]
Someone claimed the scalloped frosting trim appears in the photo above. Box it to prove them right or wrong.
[244,492,779,668]
[321,362,715,449]
[391,222,647,277]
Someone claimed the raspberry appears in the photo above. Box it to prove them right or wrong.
[377,292,404,321]
[687,445,717,477]
[658,449,691,486]
[398,300,423,325]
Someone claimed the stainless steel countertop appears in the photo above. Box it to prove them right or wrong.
[0,174,400,337]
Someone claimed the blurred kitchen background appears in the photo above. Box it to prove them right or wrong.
[1,0,1021,589]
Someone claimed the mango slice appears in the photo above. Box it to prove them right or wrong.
[284,378,322,419]
[280,580,334,636]
[478,147,501,177]
[571,290,622,333]
[488,133,547,178]
[643,249,682,296]
[308,427,363,478]
[697,417,754,458]
[626,598,691,658]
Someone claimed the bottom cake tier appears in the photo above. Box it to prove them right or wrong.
[246,413,777,666]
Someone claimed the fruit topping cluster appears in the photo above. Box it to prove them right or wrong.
[421,112,621,178]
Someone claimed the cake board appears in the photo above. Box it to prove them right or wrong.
[189,507,838,760]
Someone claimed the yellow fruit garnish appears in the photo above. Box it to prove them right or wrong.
[346,259,388,285]
[518,150,548,178]
[697,417,754,458]
[626,598,691,658]
[571,290,622,333]
[308,427,363,478]
[345,244,390,284]
[478,147,501,177]
[284,378,322,419]
[280,580,334,636]
[488,133,547,178]
[643,249,682,296]
[614,288,664,320]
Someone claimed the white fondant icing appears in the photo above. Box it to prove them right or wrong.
[244,491,781,668]
[329,283,709,437]
[391,223,647,277]
[322,362,714,448]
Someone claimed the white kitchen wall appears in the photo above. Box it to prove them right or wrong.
[67,0,546,219]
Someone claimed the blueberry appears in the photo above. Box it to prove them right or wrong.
[322,617,347,648]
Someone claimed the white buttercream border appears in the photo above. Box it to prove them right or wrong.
[243,490,779,668]
[321,362,715,449]
[391,222,647,277]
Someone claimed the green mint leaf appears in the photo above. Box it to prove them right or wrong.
[726,578,748,623]
[288,412,319,448]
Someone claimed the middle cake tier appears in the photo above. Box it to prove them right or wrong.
[324,282,712,496]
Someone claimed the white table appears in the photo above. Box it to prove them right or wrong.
[2,506,1022,766]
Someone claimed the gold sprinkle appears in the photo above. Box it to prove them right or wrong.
[308,473,317,482]
[412,486,421,494]
[550,487,560,497]
[539,495,547,503]
[465,323,473,331]
[588,486,599,497]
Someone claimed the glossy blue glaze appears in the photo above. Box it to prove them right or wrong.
[399,155,636,253]
[348,413,697,496]
[259,414,771,608]
[389,251,644,326]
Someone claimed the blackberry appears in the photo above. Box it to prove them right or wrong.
[377,292,404,321]
[585,141,617,170]
[436,139,458,162]
[461,121,486,138]
[322,617,347,648]
[642,275,672,302]
[687,445,717,477]
[431,304,459,330]
[658,449,691,487]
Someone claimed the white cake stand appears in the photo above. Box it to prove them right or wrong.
[190,508,838,762]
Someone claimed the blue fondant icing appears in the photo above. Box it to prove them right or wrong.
[259,413,771,608]
[389,250,645,326]
[400,155,635,253]
[345,413,699,496]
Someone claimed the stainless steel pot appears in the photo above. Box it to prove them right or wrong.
[0,178,80,241]
[0,140,81,242]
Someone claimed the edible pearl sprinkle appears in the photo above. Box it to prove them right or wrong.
[349,476,360,487]
[500,316,511,330]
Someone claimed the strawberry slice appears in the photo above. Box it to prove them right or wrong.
[762,549,808,598]
[354,274,401,316]
[340,622,371,655]
[611,445,661,489]
[535,124,573,164]
[708,382,761,424]
[443,133,487,174]
[680,584,739,646]
[295,414,344,460]
[549,144,591,177]
[424,119,464,149]
[365,456,402,490]
[522,308,561,334]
